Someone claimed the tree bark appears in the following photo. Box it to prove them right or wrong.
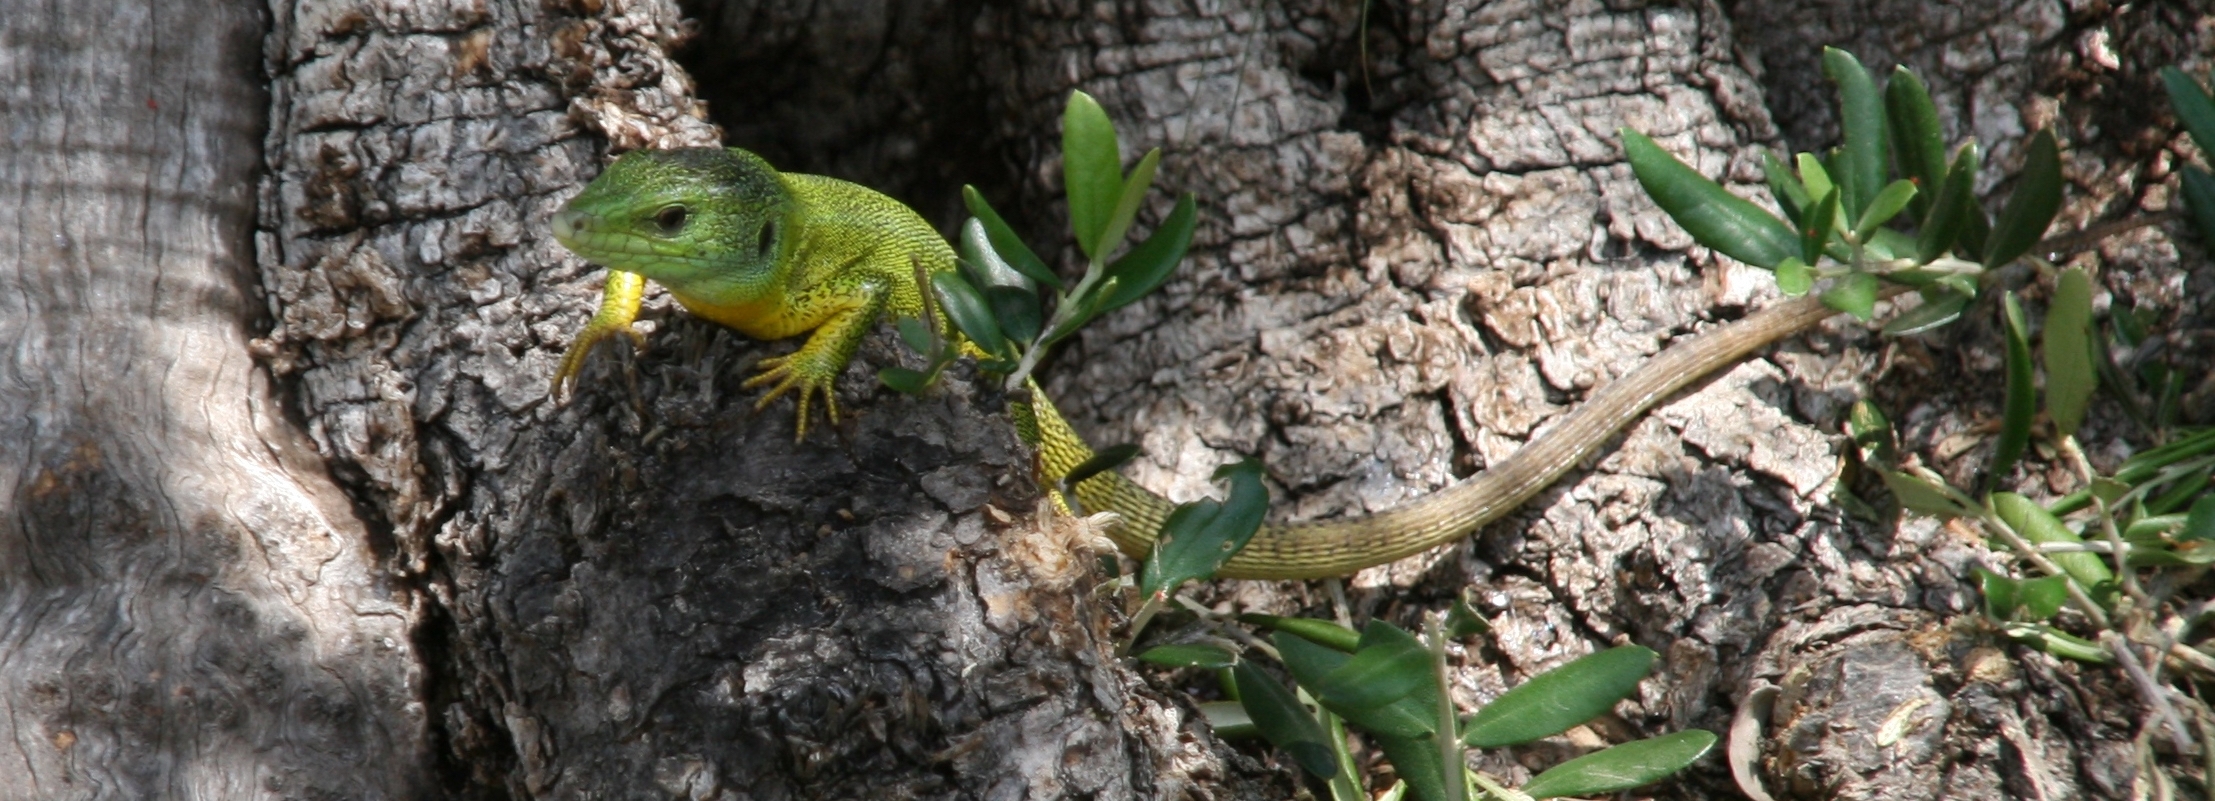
[15,0,2210,798]
[0,1,427,798]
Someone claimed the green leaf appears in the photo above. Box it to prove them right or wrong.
[1620,128,1797,269]
[1983,129,2062,269]
[1100,193,1197,311]
[1916,142,1982,263]
[895,317,935,354]
[1761,149,1810,227]
[1796,152,1836,211]
[1992,492,2114,600]
[2162,67,2215,157]
[1820,271,1880,321]
[1370,733,1449,801]
[1976,569,2069,621]
[1137,643,1238,669]
[1276,631,1438,740]
[987,286,1043,344]
[1773,257,1814,295]
[1854,179,1919,241]
[2016,624,2112,663]
[1881,288,1969,337]
[1990,293,2035,487]
[931,271,1007,358]
[1521,730,1717,799]
[1197,700,1256,738]
[959,218,1034,292]
[1878,468,1978,519]
[1311,623,1434,710]
[1239,614,1362,652]
[2044,267,2097,437]
[2185,494,2215,542]
[1463,645,1656,748]
[1138,459,1269,597]
[1444,593,1491,638]
[877,366,933,396]
[1848,400,1898,466]
[1062,442,1141,488]
[2150,464,2211,516]
[1886,66,1947,221]
[1822,47,1887,218]
[1096,148,1162,262]
[1063,90,1125,260]
[1231,660,1341,780]
[1802,188,1841,266]
[962,185,1062,290]
[1040,275,1119,347]
[2180,167,2215,249]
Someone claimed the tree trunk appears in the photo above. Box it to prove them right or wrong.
[16,0,2208,798]
[0,1,427,798]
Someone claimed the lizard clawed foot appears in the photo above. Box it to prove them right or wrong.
[743,353,841,441]
[552,324,647,404]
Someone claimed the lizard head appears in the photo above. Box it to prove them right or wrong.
[552,147,792,296]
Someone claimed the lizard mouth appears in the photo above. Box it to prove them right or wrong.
[550,208,587,244]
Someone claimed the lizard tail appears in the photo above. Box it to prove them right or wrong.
[1021,293,1854,580]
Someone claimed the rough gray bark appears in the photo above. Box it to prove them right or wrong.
[0,0,427,798]
[26,0,2205,798]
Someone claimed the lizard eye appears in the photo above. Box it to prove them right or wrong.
[757,221,776,257]
[653,205,689,234]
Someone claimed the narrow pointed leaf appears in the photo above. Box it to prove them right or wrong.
[2183,495,2215,542]
[1370,733,1449,801]
[1621,128,1796,269]
[1463,646,1656,747]
[959,218,1034,291]
[1886,66,1947,220]
[895,317,935,354]
[1822,47,1887,218]
[1916,142,1981,263]
[2181,167,2215,246]
[1802,188,1840,266]
[877,367,932,396]
[931,271,1007,358]
[1097,147,1162,261]
[1880,288,1968,336]
[2162,67,2215,155]
[963,186,1062,290]
[1854,179,1919,241]
[1992,492,2114,600]
[1848,400,1898,466]
[1796,152,1836,211]
[1983,129,2062,268]
[1231,661,1341,780]
[1100,192,1197,311]
[1238,614,1362,652]
[1277,631,1438,740]
[1521,731,1718,799]
[1878,468,1977,518]
[1761,150,1810,227]
[2044,267,2096,437]
[1138,459,1269,596]
[1312,626,1432,710]
[1820,271,1880,320]
[1062,90,1124,260]
[1138,643,1238,669]
[1989,293,2035,485]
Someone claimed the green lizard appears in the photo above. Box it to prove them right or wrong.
[552,146,1848,579]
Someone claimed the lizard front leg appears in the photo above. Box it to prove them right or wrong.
[742,289,887,440]
[552,269,648,402]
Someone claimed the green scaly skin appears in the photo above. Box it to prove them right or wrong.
[551,148,953,439]
[552,147,1850,579]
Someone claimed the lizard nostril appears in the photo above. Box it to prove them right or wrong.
[551,209,585,241]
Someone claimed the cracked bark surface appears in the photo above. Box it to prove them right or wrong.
[19,0,2210,798]
[0,0,427,798]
